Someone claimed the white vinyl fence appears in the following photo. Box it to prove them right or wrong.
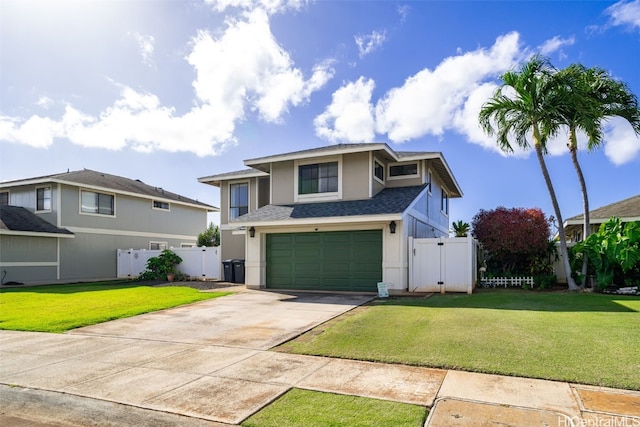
[117,247,221,280]
[409,236,478,294]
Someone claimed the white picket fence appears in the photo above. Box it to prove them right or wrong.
[480,276,534,288]
[117,247,221,280]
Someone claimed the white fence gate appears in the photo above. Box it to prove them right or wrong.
[117,247,221,280]
[409,236,478,294]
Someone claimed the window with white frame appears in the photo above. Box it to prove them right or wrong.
[441,189,449,215]
[0,191,8,206]
[298,162,338,194]
[36,187,51,211]
[374,160,384,182]
[389,163,419,178]
[229,182,248,220]
[427,169,433,193]
[150,242,167,250]
[81,190,114,215]
[153,200,170,210]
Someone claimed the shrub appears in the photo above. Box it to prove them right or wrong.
[138,249,183,281]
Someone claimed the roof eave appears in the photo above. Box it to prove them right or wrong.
[227,213,404,228]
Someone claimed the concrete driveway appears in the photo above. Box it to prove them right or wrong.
[68,289,372,350]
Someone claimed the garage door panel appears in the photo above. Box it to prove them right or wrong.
[267,230,382,291]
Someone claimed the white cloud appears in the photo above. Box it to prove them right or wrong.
[606,0,640,31]
[205,0,307,14]
[397,4,410,22]
[314,77,376,143]
[375,31,523,143]
[355,30,387,58]
[131,32,155,66]
[538,35,575,57]
[35,96,54,109]
[603,117,640,164]
[0,8,332,157]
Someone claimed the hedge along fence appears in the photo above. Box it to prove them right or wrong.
[480,276,535,288]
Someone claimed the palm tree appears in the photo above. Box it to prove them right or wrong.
[478,55,580,290]
[554,64,640,285]
[452,220,470,237]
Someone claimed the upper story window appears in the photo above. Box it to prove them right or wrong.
[81,190,114,216]
[298,162,338,194]
[229,182,248,220]
[441,189,449,215]
[389,163,419,179]
[0,191,8,206]
[36,186,51,212]
[153,200,170,211]
[374,161,384,182]
[427,169,433,193]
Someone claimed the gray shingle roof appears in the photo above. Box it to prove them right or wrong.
[232,185,427,223]
[2,169,215,210]
[567,194,640,221]
[0,206,74,235]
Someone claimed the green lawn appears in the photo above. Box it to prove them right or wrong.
[242,389,427,427]
[277,290,640,390]
[0,282,231,333]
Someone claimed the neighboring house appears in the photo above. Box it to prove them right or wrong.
[0,169,217,284]
[198,143,463,292]
[563,194,640,242]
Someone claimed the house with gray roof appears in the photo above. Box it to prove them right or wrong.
[563,194,640,242]
[199,143,462,292]
[0,170,217,284]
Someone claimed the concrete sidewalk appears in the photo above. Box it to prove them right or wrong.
[1,289,638,426]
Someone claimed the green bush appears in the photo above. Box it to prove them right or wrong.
[138,249,183,281]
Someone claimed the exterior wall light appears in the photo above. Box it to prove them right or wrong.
[249,226,255,238]
[389,221,396,234]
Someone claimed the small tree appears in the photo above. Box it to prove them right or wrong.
[472,207,552,276]
[197,222,220,247]
[138,249,183,281]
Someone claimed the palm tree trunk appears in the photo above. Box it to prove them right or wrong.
[569,128,589,287]
[533,127,579,290]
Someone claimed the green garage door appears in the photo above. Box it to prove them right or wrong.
[266,230,382,292]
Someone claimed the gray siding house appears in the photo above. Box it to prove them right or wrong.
[0,170,217,284]
[199,143,462,293]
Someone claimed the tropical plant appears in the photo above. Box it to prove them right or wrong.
[573,218,640,289]
[138,249,183,281]
[478,55,579,290]
[554,64,640,285]
[451,220,470,237]
[197,222,220,247]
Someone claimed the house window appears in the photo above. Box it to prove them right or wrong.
[229,183,248,220]
[0,192,8,206]
[427,170,433,193]
[298,162,338,194]
[153,200,170,210]
[150,242,167,250]
[374,161,384,182]
[441,190,449,215]
[389,163,418,178]
[81,190,114,215]
[36,187,51,211]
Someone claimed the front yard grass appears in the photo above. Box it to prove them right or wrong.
[277,290,640,390]
[241,388,427,427]
[0,282,231,333]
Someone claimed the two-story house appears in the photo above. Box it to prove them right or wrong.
[199,143,462,293]
[0,169,217,284]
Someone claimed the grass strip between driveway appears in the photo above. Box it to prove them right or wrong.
[0,282,231,333]
[277,290,640,391]
[242,388,427,427]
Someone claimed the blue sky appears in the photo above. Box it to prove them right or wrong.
[1,0,639,229]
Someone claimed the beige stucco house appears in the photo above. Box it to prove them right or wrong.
[199,143,463,293]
